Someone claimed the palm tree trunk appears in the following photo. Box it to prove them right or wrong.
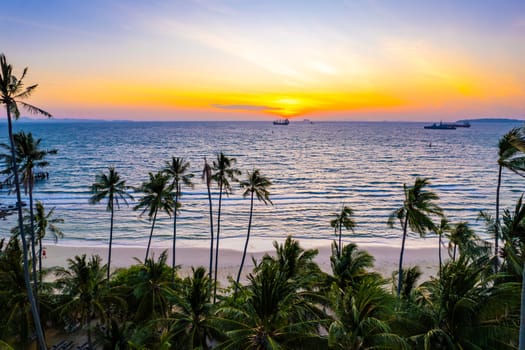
[213,180,223,303]
[172,191,179,282]
[495,165,502,272]
[397,215,409,297]
[235,192,254,299]
[519,262,525,350]
[338,224,342,257]
[438,232,442,278]
[145,209,158,261]
[6,108,47,350]
[38,238,43,287]
[108,206,114,280]
[87,314,93,350]
[207,183,214,294]
[29,183,39,289]
[453,245,457,261]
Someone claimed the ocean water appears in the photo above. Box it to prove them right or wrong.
[0,120,523,251]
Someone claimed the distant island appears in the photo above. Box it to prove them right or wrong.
[458,118,525,123]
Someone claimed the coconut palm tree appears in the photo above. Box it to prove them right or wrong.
[0,53,50,350]
[330,205,356,257]
[434,217,450,277]
[55,254,110,350]
[1,131,57,290]
[328,242,377,291]
[162,157,194,280]
[328,279,408,350]
[211,152,240,302]
[90,166,133,279]
[446,221,490,263]
[217,259,328,349]
[134,172,174,261]
[387,177,442,297]
[33,201,63,286]
[167,266,216,349]
[495,128,525,270]
[202,157,214,289]
[234,169,272,297]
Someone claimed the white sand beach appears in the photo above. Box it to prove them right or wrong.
[42,243,441,284]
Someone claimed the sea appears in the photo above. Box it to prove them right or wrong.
[0,120,524,252]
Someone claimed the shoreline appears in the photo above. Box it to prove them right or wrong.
[42,242,441,284]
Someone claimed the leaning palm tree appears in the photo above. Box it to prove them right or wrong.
[1,131,58,287]
[330,205,356,257]
[90,166,133,279]
[387,177,442,297]
[162,157,194,280]
[202,157,214,291]
[211,152,240,302]
[134,172,174,261]
[0,53,50,350]
[234,169,272,297]
[495,128,525,270]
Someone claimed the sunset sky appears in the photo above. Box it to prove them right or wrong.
[1,0,524,121]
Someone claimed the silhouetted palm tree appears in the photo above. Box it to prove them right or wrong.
[134,172,174,261]
[434,217,450,277]
[330,205,356,257]
[90,166,133,279]
[211,152,240,302]
[387,177,442,297]
[495,128,525,270]
[234,169,272,297]
[202,157,214,289]
[0,53,50,350]
[329,242,376,290]
[162,157,194,280]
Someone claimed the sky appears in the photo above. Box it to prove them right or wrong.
[1,0,524,121]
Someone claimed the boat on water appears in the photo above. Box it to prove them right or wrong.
[447,121,471,128]
[273,118,290,125]
[424,122,456,130]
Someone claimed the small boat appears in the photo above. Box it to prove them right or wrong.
[424,122,456,130]
[448,121,471,128]
[273,118,290,125]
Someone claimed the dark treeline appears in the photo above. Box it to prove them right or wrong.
[1,55,525,350]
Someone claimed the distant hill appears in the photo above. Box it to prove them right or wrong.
[458,118,525,123]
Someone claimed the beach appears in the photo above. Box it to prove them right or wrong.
[42,243,441,284]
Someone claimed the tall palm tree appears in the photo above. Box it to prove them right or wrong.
[134,172,174,262]
[387,177,442,297]
[234,169,272,297]
[211,152,240,302]
[90,166,133,279]
[330,205,356,257]
[162,157,194,280]
[202,157,214,291]
[495,128,525,270]
[0,53,50,350]
[1,131,58,288]
[33,201,63,286]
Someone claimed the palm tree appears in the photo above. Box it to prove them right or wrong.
[168,266,215,349]
[234,169,272,297]
[217,259,328,349]
[90,167,133,279]
[495,128,525,270]
[211,152,240,302]
[330,205,356,257]
[33,201,63,286]
[55,254,110,349]
[134,172,174,261]
[162,157,194,280]
[0,53,50,350]
[387,177,442,297]
[202,157,214,289]
[328,242,377,291]
[0,131,57,287]
[446,221,490,262]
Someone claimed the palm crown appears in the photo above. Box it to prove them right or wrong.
[90,166,133,211]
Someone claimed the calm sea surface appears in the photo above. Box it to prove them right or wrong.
[0,120,524,251]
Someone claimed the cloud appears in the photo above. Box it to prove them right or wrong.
[211,104,281,112]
